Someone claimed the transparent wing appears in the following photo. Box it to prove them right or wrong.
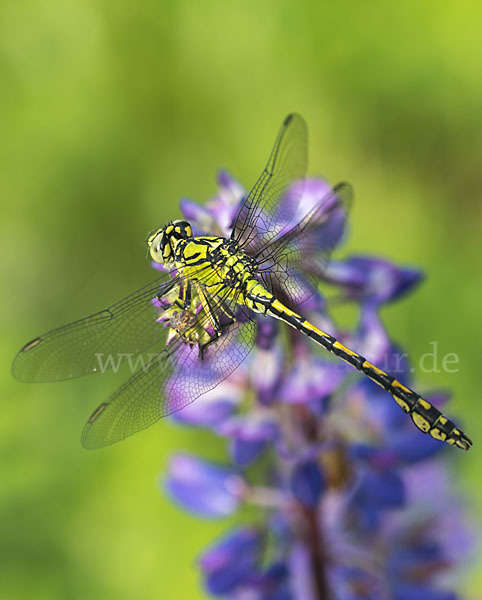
[12,273,182,383]
[81,290,256,449]
[255,183,352,307]
[231,113,307,254]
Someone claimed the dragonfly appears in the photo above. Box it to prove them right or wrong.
[12,114,472,451]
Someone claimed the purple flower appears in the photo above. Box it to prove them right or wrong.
[219,414,279,466]
[198,527,263,596]
[352,466,406,510]
[164,454,245,517]
[290,459,325,508]
[180,169,245,237]
[170,378,241,427]
[249,344,284,405]
[325,256,423,306]
[159,172,470,599]
[280,353,346,407]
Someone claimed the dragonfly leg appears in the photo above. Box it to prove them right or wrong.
[217,301,236,324]
[174,280,192,310]
[198,332,220,360]
[195,285,236,360]
[196,284,223,360]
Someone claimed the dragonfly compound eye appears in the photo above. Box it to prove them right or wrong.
[147,221,193,263]
[147,229,167,263]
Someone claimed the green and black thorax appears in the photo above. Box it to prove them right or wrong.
[147,219,275,314]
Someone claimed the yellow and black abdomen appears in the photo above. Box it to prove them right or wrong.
[267,298,472,451]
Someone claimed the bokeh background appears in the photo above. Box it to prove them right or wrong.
[1,1,481,598]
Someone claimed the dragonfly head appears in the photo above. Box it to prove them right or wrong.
[147,220,193,263]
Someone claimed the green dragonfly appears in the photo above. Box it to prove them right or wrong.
[12,114,472,451]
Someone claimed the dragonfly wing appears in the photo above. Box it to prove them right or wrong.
[12,273,181,383]
[256,183,352,307]
[231,113,307,254]
[81,293,256,449]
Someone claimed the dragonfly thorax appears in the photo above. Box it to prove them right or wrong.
[147,220,193,264]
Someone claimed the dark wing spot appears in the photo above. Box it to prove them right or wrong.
[21,337,42,352]
[88,402,108,423]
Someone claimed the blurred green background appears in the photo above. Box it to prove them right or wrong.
[1,1,481,598]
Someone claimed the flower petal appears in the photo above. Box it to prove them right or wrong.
[199,527,262,596]
[290,460,325,508]
[390,430,445,463]
[230,438,267,466]
[281,357,345,406]
[393,584,456,600]
[354,467,405,509]
[326,256,423,305]
[171,380,240,428]
[164,454,245,517]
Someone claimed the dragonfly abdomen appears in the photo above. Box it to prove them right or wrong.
[267,298,472,451]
